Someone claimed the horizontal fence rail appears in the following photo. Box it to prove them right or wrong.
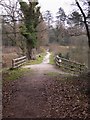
[12,56,27,69]
[55,55,88,74]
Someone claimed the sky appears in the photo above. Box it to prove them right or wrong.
[0,0,78,25]
[0,0,77,17]
[24,0,76,17]
[38,0,76,26]
[38,0,75,16]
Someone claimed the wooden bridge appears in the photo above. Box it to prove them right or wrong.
[11,54,88,74]
[55,55,88,74]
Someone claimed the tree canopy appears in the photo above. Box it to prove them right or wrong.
[19,1,41,59]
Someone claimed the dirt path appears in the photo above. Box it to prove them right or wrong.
[23,52,69,75]
[3,72,52,118]
[3,52,69,118]
[3,52,88,118]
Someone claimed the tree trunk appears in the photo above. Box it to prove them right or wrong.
[88,48,90,71]
[27,43,32,60]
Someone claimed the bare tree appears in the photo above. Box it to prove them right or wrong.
[36,18,49,46]
[0,0,23,46]
[75,0,90,70]
[43,10,53,28]
[0,0,27,55]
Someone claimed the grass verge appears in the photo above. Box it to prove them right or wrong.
[2,68,31,81]
[49,52,55,65]
[24,52,46,65]
[46,72,60,77]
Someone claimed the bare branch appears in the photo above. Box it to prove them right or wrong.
[75,0,90,47]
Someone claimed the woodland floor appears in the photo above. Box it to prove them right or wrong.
[2,52,90,119]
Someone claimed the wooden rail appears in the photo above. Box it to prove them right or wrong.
[55,55,88,73]
[12,56,27,69]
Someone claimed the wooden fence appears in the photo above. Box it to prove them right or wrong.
[55,55,88,73]
[12,56,27,69]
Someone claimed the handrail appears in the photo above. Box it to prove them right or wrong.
[55,55,88,73]
[12,56,27,69]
